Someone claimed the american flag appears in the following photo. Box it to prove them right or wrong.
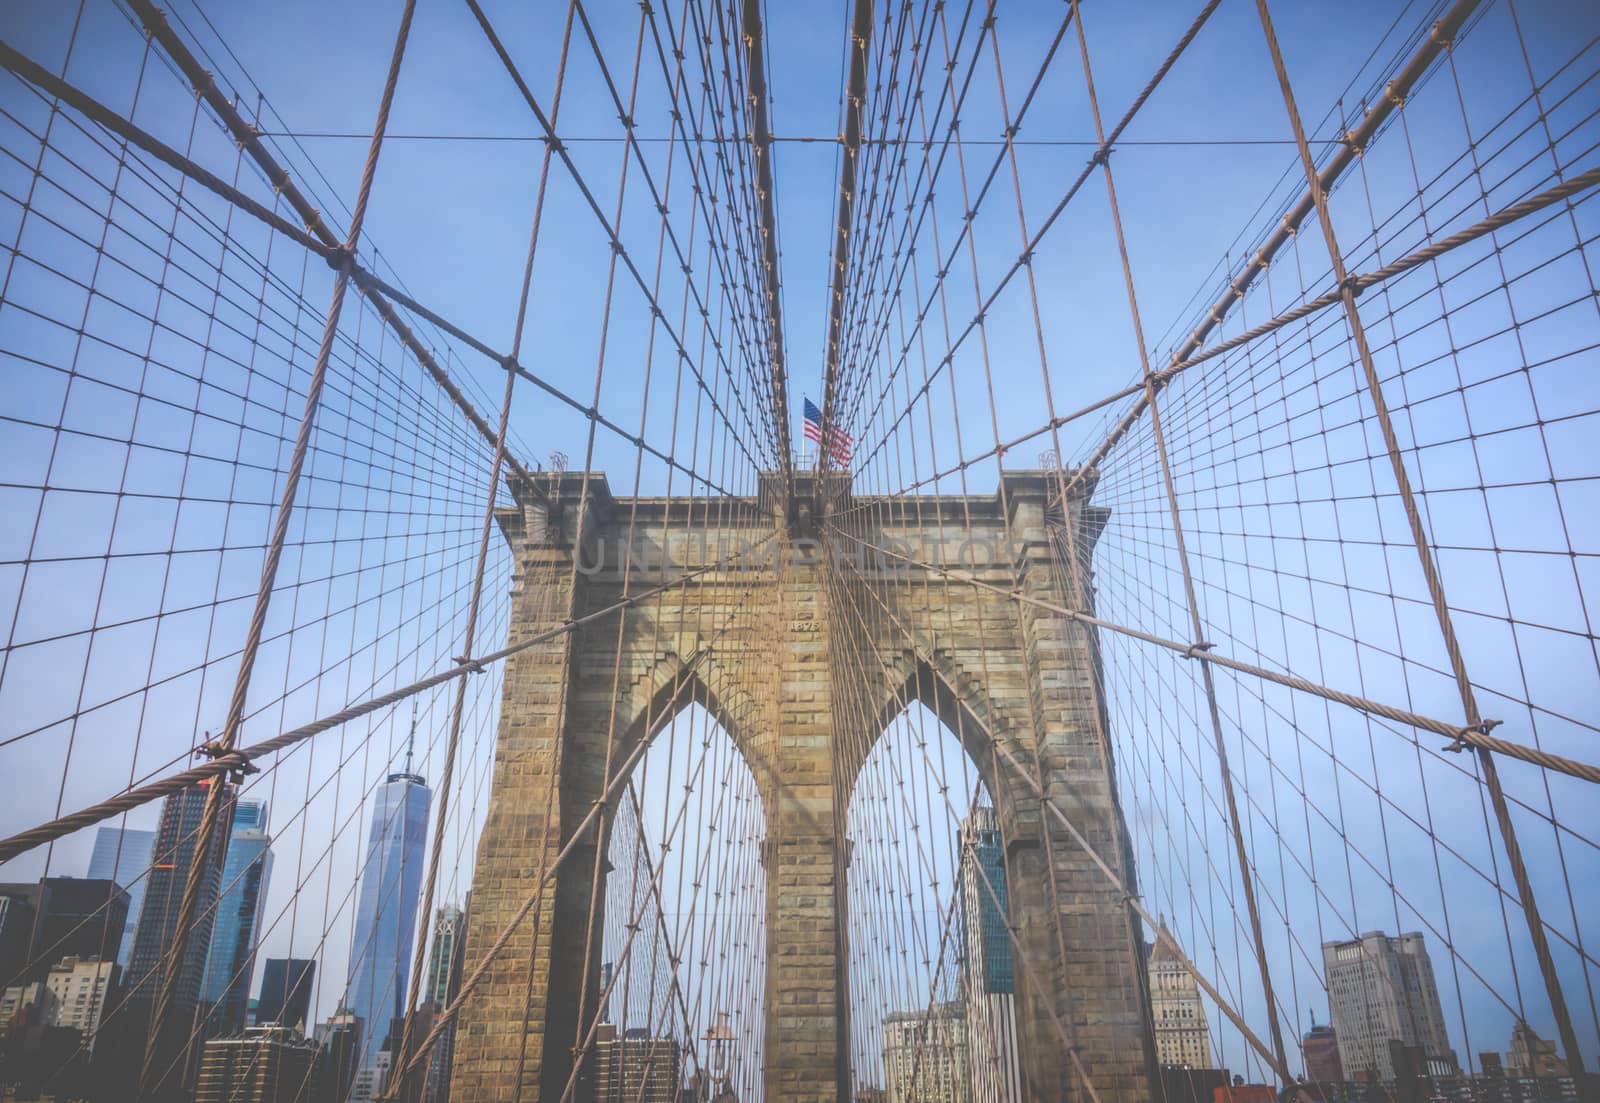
[802,397,853,465]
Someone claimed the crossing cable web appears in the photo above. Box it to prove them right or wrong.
[820,0,1600,1097]
[0,0,783,1096]
[0,0,1595,1101]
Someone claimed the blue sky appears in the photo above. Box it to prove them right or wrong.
[1,0,1597,1089]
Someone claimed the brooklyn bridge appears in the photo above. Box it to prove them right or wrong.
[0,0,1596,1101]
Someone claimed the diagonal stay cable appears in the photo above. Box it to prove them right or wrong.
[1067,0,1484,491]
[848,0,1221,472]
[0,535,776,866]
[463,0,775,473]
[824,526,1600,785]
[829,158,1600,509]
[571,0,784,465]
[119,0,543,494]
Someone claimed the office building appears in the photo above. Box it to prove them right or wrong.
[314,1008,363,1103]
[194,1023,320,1102]
[0,879,129,985]
[1507,1020,1567,1078]
[0,889,35,988]
[257,958,316,1032]
[1302,1019,1342,1082]
[383,1002,438,1101]
[1147,936,1212,1069]
[87,826,156,971]
[42,956,118,1054]
[350,1047,392,1103]
[1323,930,1455,1082]
[957,808,1020,1103]
[423,903,467,1102]
[0,980,51,1030]
[1157,1066,1229,1103]
[345,729,431,1081]
[883,1002,969,1103]
[423,905,465,1009]
[124,779,236,1096]
[592,1023,683,1103]
[203,800,274,1034]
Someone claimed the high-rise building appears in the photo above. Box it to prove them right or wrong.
[0,888,36,987]
[42,956,118,1054]
[1148,936,1212,1069]
[600,961,615,1025]
[1322,930,1455,1081]
[194,1023,321,1102]
[350,1047,393,1103]
[423,903,467,1102]
[1302,1019,1342,1082]
[1506,1019,1567,1078]
[0,879,129,985]
[203,800,274,1034]
[257,958,316,1032]
[883,1002,969,1103]
[313,1007,363,1103]
[0,980,53,1038]
[957,808,1020,1103]
[384,1002,438,1101]
[345,727,431,1092]
[124,779,236,1096]
[592,1023,683,1103]
[423,905,465,1009]
[88,826,157,971]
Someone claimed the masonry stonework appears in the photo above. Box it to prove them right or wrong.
[449,470,1155,1103]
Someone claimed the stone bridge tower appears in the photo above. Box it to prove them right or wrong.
[448,470,1156,1103]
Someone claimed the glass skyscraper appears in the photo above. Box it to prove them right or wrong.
[345,757,431,1093]
[960,809,1014,995]
[257,957,316,1031]
[423,902,467,1103]
[423,904,465,1008]
[201,799,273,1035]
[958,807,1021,1103]
[124,779,236,1100]
[87,825,156,972]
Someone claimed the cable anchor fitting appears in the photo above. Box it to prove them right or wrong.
[1443,718,1501,753]
[325,242,356,274]
[196,734,257,783]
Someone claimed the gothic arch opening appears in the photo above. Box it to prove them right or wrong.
[593,699,766,1103]
[846,698,1026,1103]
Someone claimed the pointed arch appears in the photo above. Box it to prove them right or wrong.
[845,675,1032,1103]
[600,699,768,1103]
[840,646,1014,820]
[605,645,775,806]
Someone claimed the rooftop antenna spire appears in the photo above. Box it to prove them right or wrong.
[405,699,417,776]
